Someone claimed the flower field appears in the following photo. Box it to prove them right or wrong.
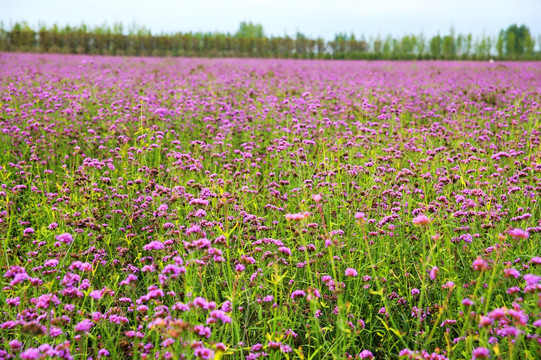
[1,53,540,359]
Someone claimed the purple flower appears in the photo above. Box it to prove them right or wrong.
[143,241,165,251]
[412,214,430,225]
[523,273,540,286]
[75,319,94,332]
[354,212,367,222]
[345,268,358,277]
[496,326,522,337]
[235,264,245,272]
[508,228,529,239]
[207,310,232,324]
[478,316,493,328]
[472,257,488,271]
[69,261,92,272]
[98,348,110,358]
[488,308,506,320]
[503,268,521,278]
[429,266,439,280]
[193,325,212,338]
[193,297,215,310]
[442,281,455,289]
[359,350,374,359]
[44,259,59,267]
[472,347,490,359]
[291,290,306,299]
[9,339,22,351]
[56,233,73,244]
[285,212,310,221]
[89,289,103,300]
[23,227,35,236]
[161,338,175,347]
[20,348,40,360]
[194,347,214,359]
[120,274,138,285]
[34,294,61,309]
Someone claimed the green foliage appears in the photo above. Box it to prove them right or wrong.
[236,21,264,39]
[505,24,532,57]
[0,21,539,60]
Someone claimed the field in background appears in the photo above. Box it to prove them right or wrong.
[1,53,541,359]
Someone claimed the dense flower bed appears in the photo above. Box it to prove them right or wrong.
[1,53,540,359]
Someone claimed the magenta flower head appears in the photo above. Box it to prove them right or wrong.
[412,214,430,226]
[56,233,73,245]
[442,281,455,289]
[143,241,165,251]
[345,268,358,277]
[9,339,22,351]
[20,348,40,360]
[429,266,439,280]
[75,319,95,333]
[472,347,490,359]
[508,228,529,240]
[312,194,322,203]
[359,350,374,359]
[472,257,488,271]
[235,264,245,272]
[194,347,215,359]
[354,212,367,222]
[23,227,35,236]
[98,348,110,358]
[285,212,310,221]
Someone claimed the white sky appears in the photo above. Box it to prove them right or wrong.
[1,0,540,40]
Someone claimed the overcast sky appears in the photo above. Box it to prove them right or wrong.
[1,0,540,40]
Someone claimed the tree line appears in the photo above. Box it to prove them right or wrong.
[0,21,539,60]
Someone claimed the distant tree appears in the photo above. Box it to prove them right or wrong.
[485,34,493,59]
[505,24,531,57]
[442,28,456,59]
[373,35,383,57]
[401,35,414,58]
[465,33,473,58]
[382,35,393,59]
[496,30,504,59]
[2,20,539,60]
[455,33,464,57]
[236,21,264,39]
[506,30,516,58]
[416,32,426,57]
[295,31,307,57]
[524,30,535,58]
[429,34,441,59]
[315,37,326,57]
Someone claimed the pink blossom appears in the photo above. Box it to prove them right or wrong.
[472,257,488,271]
[472,347,490,359]
[345,268,358,277]
[412,214,430,225]
[508,228,529,239]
